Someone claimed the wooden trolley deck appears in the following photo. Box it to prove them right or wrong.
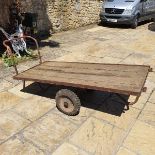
[13,61,151,96]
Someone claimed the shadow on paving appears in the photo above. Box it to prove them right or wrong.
[21,82,130,117]
[39,40,60,48]
[98,20,152,29]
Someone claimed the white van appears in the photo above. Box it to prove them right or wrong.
[100,0,155,28]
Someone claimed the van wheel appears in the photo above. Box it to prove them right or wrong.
[131,16,138,29]
[151,18,155,22]
[100,20,106,26]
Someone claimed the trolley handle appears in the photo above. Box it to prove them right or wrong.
[3,36,42,75]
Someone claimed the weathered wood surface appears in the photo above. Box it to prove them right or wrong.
[14,61,150,95]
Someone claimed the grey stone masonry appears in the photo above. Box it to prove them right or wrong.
[20,0,103,33]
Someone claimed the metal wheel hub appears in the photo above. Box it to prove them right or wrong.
[59,97,74,113]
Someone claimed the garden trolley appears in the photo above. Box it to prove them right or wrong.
[3,36,153,116]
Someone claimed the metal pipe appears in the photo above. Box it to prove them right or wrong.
[129,95,140,105]
[3,36,42,63]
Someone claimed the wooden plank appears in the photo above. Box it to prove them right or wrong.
[43,61,149,72]
[37,63,147,77]
[14,61,150,95]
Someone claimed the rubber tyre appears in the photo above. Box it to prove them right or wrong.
[100,21,107,27]
[151,18,155,22]
[131,16,138,29]
[55,89,81,116]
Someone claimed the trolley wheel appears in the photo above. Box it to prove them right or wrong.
[55,89,81,116]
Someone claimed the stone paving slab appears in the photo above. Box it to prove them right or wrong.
[113,32,155,54]
[123,120,155,155]
[149,90,155,104]
[147,72,155,84]
[85,26,105,32]
[69,117,126,155]
[144,80,155,95]
[0,92,22,113]
[23,112,77,153]
[96,56,122,63]
[0,138,44,155]
[0,111,30,140]
[120,53,151,65]
[8,82,37,99]
[53,107,95,125]
[0,66,13,80]
[138,102,155,126]
[147,58,155,69]
[0,80,13,92]
[93,106,140,131]
[4,76,20,86]
[106,48,133,59]
[52,143,89,155]
[130,92,150,110]
[0,129,8,144]
[12,96,55,121]
[116,147,136,155]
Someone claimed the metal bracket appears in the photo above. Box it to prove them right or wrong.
[23,80,26,89]
[142,87,147,92]
[148,68,153,72]
[115,93,140,106]
[128,95,140,105]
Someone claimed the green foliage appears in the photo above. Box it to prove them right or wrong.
[2,54,19,67]
[2,49,38,67]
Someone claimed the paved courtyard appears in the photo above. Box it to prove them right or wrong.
[0,23,155,155]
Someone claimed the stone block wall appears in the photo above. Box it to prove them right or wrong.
[20,0,103,33]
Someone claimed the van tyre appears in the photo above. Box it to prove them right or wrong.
[131,16,138,29]
[151,18,155,22]
[56,89,81,116]
[100,20,106,26]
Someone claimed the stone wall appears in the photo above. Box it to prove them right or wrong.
[20,0,103,33]
[0,0,12,53]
